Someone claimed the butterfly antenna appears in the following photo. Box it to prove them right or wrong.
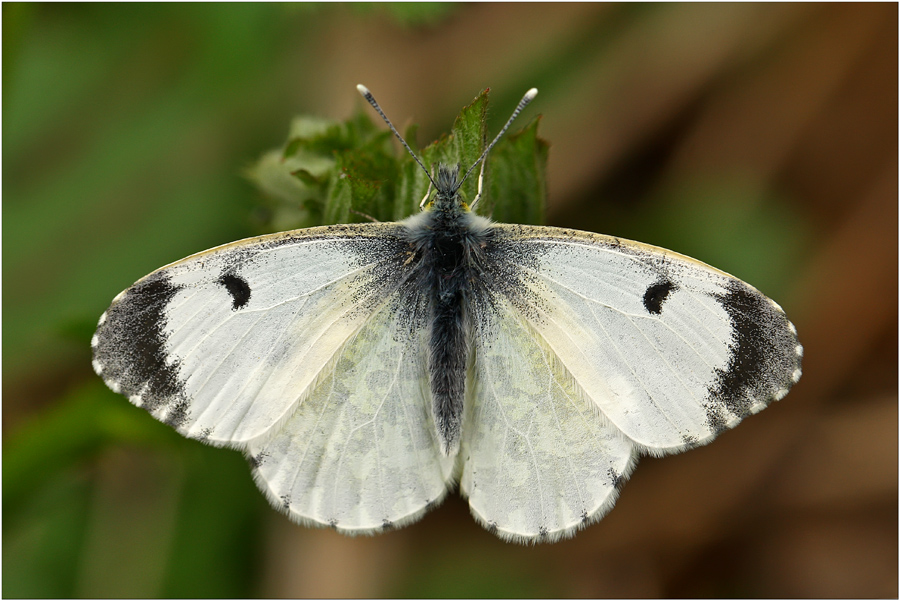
[455,87,538,193]
[357,84,438,189]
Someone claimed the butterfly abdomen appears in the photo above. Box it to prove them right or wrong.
[429,272,467,456]
[405,179,493,457]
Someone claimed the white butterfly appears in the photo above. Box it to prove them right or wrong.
[92,85,802,543]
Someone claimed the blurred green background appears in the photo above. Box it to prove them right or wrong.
[4,3,897,597]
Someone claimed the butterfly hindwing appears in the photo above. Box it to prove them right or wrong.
[484,225,802,454]
[92,224,416,447]
[461,294,637,542]
[249,291,455,533]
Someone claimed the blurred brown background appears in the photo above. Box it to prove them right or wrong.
[4,3,897,597]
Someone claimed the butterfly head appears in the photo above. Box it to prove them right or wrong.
[435,163,462,195]
[428,163,467,212]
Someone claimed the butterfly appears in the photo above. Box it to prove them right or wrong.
[92,85,802,543]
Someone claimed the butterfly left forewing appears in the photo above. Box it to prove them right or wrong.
[484,224,802,454]
[92,224,415,447]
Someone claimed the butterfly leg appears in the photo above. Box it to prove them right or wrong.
[469,160,487,210]
[349,208,380,223]
[419,172,435,208]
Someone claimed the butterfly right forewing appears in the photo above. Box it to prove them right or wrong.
[487,225,802,454]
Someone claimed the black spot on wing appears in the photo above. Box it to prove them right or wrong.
[217,273,251,310]
[607,467,623,489]
[248,452,268,469]
[92,272,187,413]
[704,404,729,437]
[681,434,700,448]
[704,279,801,428]
[165,398,191,429]
[643,279,677,315]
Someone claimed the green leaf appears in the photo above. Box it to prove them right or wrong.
[419,89,489,208]
[485,117,548,225]
[247,87,547,230]
[3,467,92,598]
[3,379,263,598]
[3,381,175,512]
[334,130,399,223]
